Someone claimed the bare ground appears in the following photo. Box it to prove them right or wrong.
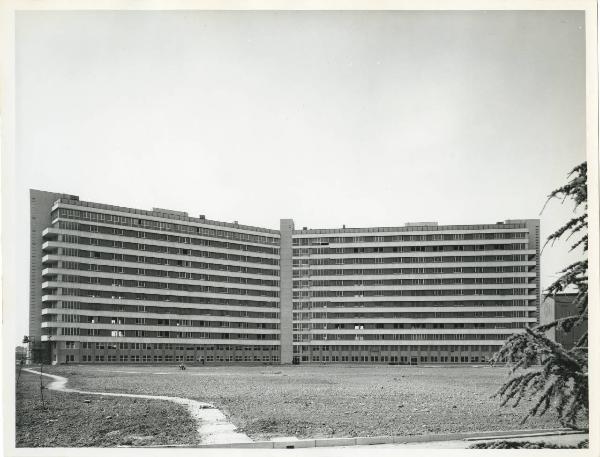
[41,364,585,441]
[15,368,199,447]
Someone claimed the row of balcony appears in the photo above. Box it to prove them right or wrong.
[41,294,279,311]
[42,268,279,291]
[42,241,279,268]
[42,254,278,279]
[42,281,280,301]
[43,227,280,258]
[42,307,278,321]
[41,321,279,333]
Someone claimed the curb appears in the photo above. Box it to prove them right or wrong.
[198,428,580,449]
[463,430,585,442]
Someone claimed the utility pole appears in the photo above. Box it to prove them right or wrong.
[39,335,51,410]
[17,336,30,385]
[40,355,44,409]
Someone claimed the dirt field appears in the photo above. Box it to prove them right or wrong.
[33,364,576,442]
[15,368,199,447]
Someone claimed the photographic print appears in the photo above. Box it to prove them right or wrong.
[2,2,597,455]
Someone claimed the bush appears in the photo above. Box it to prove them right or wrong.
[469,439,588,449]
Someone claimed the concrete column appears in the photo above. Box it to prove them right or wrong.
[279,219,294,364]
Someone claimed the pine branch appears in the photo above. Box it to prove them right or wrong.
[544,214,587,251]
[494,162,588,427]
[546,162,587,208]
[493,327,588,426]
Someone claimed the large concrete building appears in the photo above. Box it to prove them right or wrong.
[30,189,540,365]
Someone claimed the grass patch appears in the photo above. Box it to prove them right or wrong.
[16,368,199,447]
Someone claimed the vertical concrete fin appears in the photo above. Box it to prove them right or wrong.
[279,219,294,364]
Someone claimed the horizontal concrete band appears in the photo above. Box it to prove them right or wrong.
[42,242,279,270]
[47,225,533,248]
[42,255,279,276]
[41,282,280,303]
[41,322,280,333]
[198,428,579,449]
[40,336,280,344]
[43,227,280,255]
[42,255,278,280]
[43,268,280,291]
[41,295,279,312]
[45,222,280,248]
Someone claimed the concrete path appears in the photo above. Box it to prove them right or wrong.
[22,368,252,445]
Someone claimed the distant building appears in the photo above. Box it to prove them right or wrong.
[30,189,540,365]
[15,346,27,363]
[540,293,586,349]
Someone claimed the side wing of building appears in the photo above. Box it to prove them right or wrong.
[36,194,281,364]
[290,220,540,364]
[30,190,78,344]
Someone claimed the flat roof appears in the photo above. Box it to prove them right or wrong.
[40,190,537,237]
[52,197,280,235]
[293,221,531,235]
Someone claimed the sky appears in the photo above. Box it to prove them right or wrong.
[7,10,587,344]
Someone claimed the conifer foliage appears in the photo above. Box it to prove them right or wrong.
[492,162,588,427]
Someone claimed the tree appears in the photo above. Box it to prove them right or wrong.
[492,162,588,427]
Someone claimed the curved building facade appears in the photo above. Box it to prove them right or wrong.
[29,189,540,365]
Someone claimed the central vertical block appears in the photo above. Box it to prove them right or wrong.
[279,219,294,364]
